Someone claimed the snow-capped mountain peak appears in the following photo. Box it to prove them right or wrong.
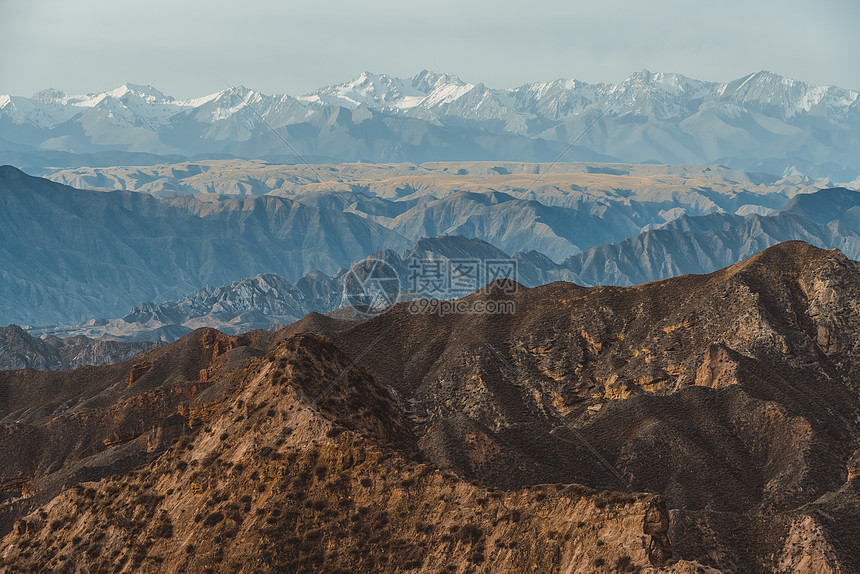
[299,70,477,112]
[718,70,860,118]
[299,71,415,109]
[103,83,172,103]
[1,70,858,180]
[602,70,719,119]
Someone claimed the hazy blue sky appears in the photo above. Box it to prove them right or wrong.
[2,0,858,97]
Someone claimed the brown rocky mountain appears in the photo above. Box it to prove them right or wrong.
[2,241,860,572]
[0,331,674,573]
[0,325,161,370]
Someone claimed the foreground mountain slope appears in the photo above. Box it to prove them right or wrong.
[0,332,678,573]
[0,166,407,325]
[278,242,860,572]
[1,242,858,571]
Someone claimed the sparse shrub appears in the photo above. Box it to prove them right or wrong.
[468,550,486,564]
[154,515,173,538]
[458,523,484,544]
[315,465,328,481]
[202,511,224,527]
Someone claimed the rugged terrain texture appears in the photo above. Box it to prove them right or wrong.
[279,241,860,572]
[2,242,860,572]
[0,325,160,370]
[1,162,842,327]
[0,333,680,573]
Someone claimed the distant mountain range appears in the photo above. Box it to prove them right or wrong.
[2,163,834,327]
[26,185,860,343]
[0,166,406,326]
[27,236,516,341]
[36,159,826,261]
[2,70,859,179]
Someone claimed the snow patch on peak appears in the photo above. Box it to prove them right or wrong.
[299,71,420,110]
[181,91,222,108]
[104,83,171,103]
[717,70,859,118]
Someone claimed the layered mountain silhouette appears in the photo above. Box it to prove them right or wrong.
[2,70,859,179]
[534,186,860,286]
[42,159,818,261]
[23,184,860,345]
[0,165,407,325]
[2,242,860,572]
[2,163,841,327]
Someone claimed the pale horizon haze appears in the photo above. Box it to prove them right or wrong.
[2,0,859,98]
